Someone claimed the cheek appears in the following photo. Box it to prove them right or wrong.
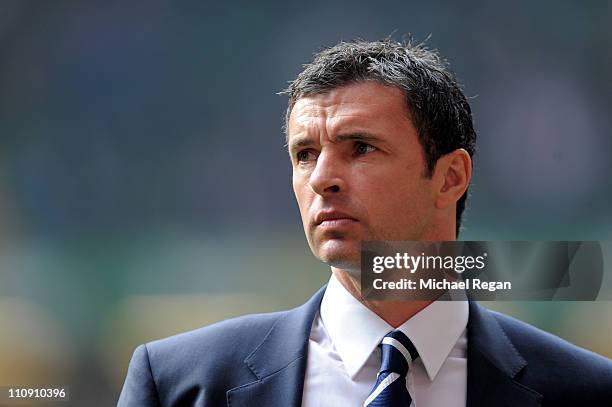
[292,178,311,218]
[361,176,430,222]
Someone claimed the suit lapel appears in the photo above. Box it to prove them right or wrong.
[226,285,326,407]
[466,301,542,407]
[228,288,544,407]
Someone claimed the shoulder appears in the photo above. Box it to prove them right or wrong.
[145,309,285,373]
[118,310,288,406]
[118,285,327,406]
[489,308,612,369]
[487,307,612,397]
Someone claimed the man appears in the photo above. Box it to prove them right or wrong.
[118,39,612,406]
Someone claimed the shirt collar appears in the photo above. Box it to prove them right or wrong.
[320,272,468,381]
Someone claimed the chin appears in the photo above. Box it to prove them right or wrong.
[315,239,361,271]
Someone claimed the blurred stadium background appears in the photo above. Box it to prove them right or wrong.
[0,0,611,405]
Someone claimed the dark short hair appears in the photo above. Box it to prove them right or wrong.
[281,38,477,237]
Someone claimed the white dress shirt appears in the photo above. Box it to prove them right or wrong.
[301,273,469,407]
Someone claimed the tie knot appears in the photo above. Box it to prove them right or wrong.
[379,330,419,377]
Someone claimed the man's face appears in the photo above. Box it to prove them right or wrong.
[288,81,437,271]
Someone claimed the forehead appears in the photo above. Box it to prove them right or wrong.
[287,81,412,139]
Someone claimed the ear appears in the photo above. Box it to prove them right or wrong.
[433,149,472,210]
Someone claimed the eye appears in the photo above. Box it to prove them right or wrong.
[296,149,316,163]
[354,142,376,155]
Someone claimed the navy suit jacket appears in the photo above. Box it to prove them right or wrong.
[118,285,612,406]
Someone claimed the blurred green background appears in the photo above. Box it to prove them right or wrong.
[0,0,611,405]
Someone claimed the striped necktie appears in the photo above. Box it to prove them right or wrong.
[363,330,419,407]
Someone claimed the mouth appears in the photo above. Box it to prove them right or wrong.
[314,211,359,227]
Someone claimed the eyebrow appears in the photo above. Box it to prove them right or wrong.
[287,132,383,151]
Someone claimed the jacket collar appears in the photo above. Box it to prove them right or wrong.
[466,301,542,407]
[226,285,326,407]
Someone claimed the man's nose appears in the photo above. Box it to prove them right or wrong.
[308,151,346,195]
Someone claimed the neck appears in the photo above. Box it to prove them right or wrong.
[331,268,433,328]
[330,222,456,327]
